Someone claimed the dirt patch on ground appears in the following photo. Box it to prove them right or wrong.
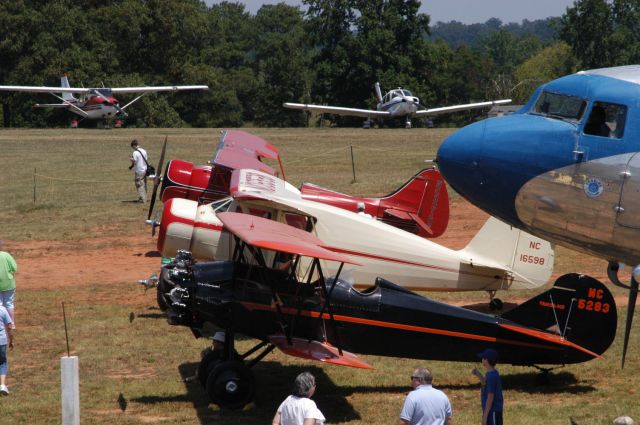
[8,198,627,305]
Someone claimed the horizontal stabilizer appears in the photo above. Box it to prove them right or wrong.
[269,335,374,369]
[33,103,71,108]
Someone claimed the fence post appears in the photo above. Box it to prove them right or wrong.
[350,145,356,183]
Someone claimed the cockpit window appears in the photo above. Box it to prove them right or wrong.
[531,91,587,122]
[584,101,627,139]
[402,89,412,97]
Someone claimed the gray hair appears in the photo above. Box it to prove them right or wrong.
[413,367,433,384]
[292,372,316,397]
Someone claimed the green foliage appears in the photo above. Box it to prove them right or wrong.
[0,0,616,129]
[560,0,613,68]
[513,42,578,103]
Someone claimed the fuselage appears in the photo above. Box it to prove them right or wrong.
[69,93,121,120]
[377,88,419,117]
[437,65,640,265]
[160,169,554,292]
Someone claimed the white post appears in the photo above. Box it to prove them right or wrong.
[61,356,80,425]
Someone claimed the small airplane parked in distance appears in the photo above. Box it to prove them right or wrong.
[161,212,616,409]
[0,75,209,127]
[436,64,640,366]
[284,82,511,128]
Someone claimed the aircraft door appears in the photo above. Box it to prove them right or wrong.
[617,152,640,229]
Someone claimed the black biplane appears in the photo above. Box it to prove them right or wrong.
[162,212,617,409]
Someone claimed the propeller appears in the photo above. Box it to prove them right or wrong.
[147,136,168,220]
[607,261,639,368]
[92,89,128,117]
[622,272,639,368]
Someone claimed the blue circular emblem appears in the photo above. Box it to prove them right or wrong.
[584,177,604,198]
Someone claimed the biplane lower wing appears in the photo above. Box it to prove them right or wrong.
[269,335,374,369]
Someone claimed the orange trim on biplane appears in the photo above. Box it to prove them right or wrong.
[239,301,591,353]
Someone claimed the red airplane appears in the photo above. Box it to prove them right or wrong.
[148,130,449,239]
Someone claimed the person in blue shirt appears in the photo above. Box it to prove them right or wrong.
[472,349,503,425]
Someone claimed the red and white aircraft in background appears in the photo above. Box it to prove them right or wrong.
[0,75,208,127]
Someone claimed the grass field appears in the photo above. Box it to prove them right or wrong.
[1,128,639,425]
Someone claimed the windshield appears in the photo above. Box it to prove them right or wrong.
[530,91,587,122]
[209,197,233,213]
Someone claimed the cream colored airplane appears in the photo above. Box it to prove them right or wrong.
[154,168,554,308]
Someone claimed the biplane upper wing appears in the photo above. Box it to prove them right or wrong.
[217,211,360,265]
[283,102,391,118]
[211,130,282,177]
[414,99,512,117]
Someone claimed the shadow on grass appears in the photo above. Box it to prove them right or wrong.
[131,361,364,424]
[439,371,594,395]
[144,250,161,257]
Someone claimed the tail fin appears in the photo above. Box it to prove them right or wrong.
[460,217,555,289]
[374,82,383,103]
[60,75,76,102]
[378,168,449,238]
[502,273,617,357]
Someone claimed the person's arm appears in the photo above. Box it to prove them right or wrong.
[303,419,316,425]
[398,419,410,425]
[445,416,452,425]
[482,393,494,425]
[272,411,281,425]
[472,368,485,384]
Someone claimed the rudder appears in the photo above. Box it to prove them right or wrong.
[502,273,617,356]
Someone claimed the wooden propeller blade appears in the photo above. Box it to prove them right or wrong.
[147,136,168,220]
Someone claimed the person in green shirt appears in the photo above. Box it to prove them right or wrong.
[0,241,17,327]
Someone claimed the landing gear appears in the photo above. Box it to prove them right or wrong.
[205,360,256,410]
[198,349,223,387]
[197,332,275,410]
[362,119,372,129]
[488,291,503,311]
[405,116,412,129]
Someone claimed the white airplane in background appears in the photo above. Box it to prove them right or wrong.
[284,82,511,128]
[0,75,209,127]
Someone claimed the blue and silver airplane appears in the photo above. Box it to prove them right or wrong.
[436,65,640,366]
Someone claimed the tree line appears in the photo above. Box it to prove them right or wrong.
[1,0,638,128]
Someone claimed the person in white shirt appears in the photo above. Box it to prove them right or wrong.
[273,372,325,425]
[129,139,148,203]
[399,367,452,425]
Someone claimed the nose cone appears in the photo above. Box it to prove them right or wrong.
[436,120,487,202]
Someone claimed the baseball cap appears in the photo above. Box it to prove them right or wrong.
[477,348,499,363]
[212,331,226,343]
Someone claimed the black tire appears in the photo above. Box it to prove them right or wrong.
[206,360,255,410]
[198,349,223,388]
[489,298,504,311]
